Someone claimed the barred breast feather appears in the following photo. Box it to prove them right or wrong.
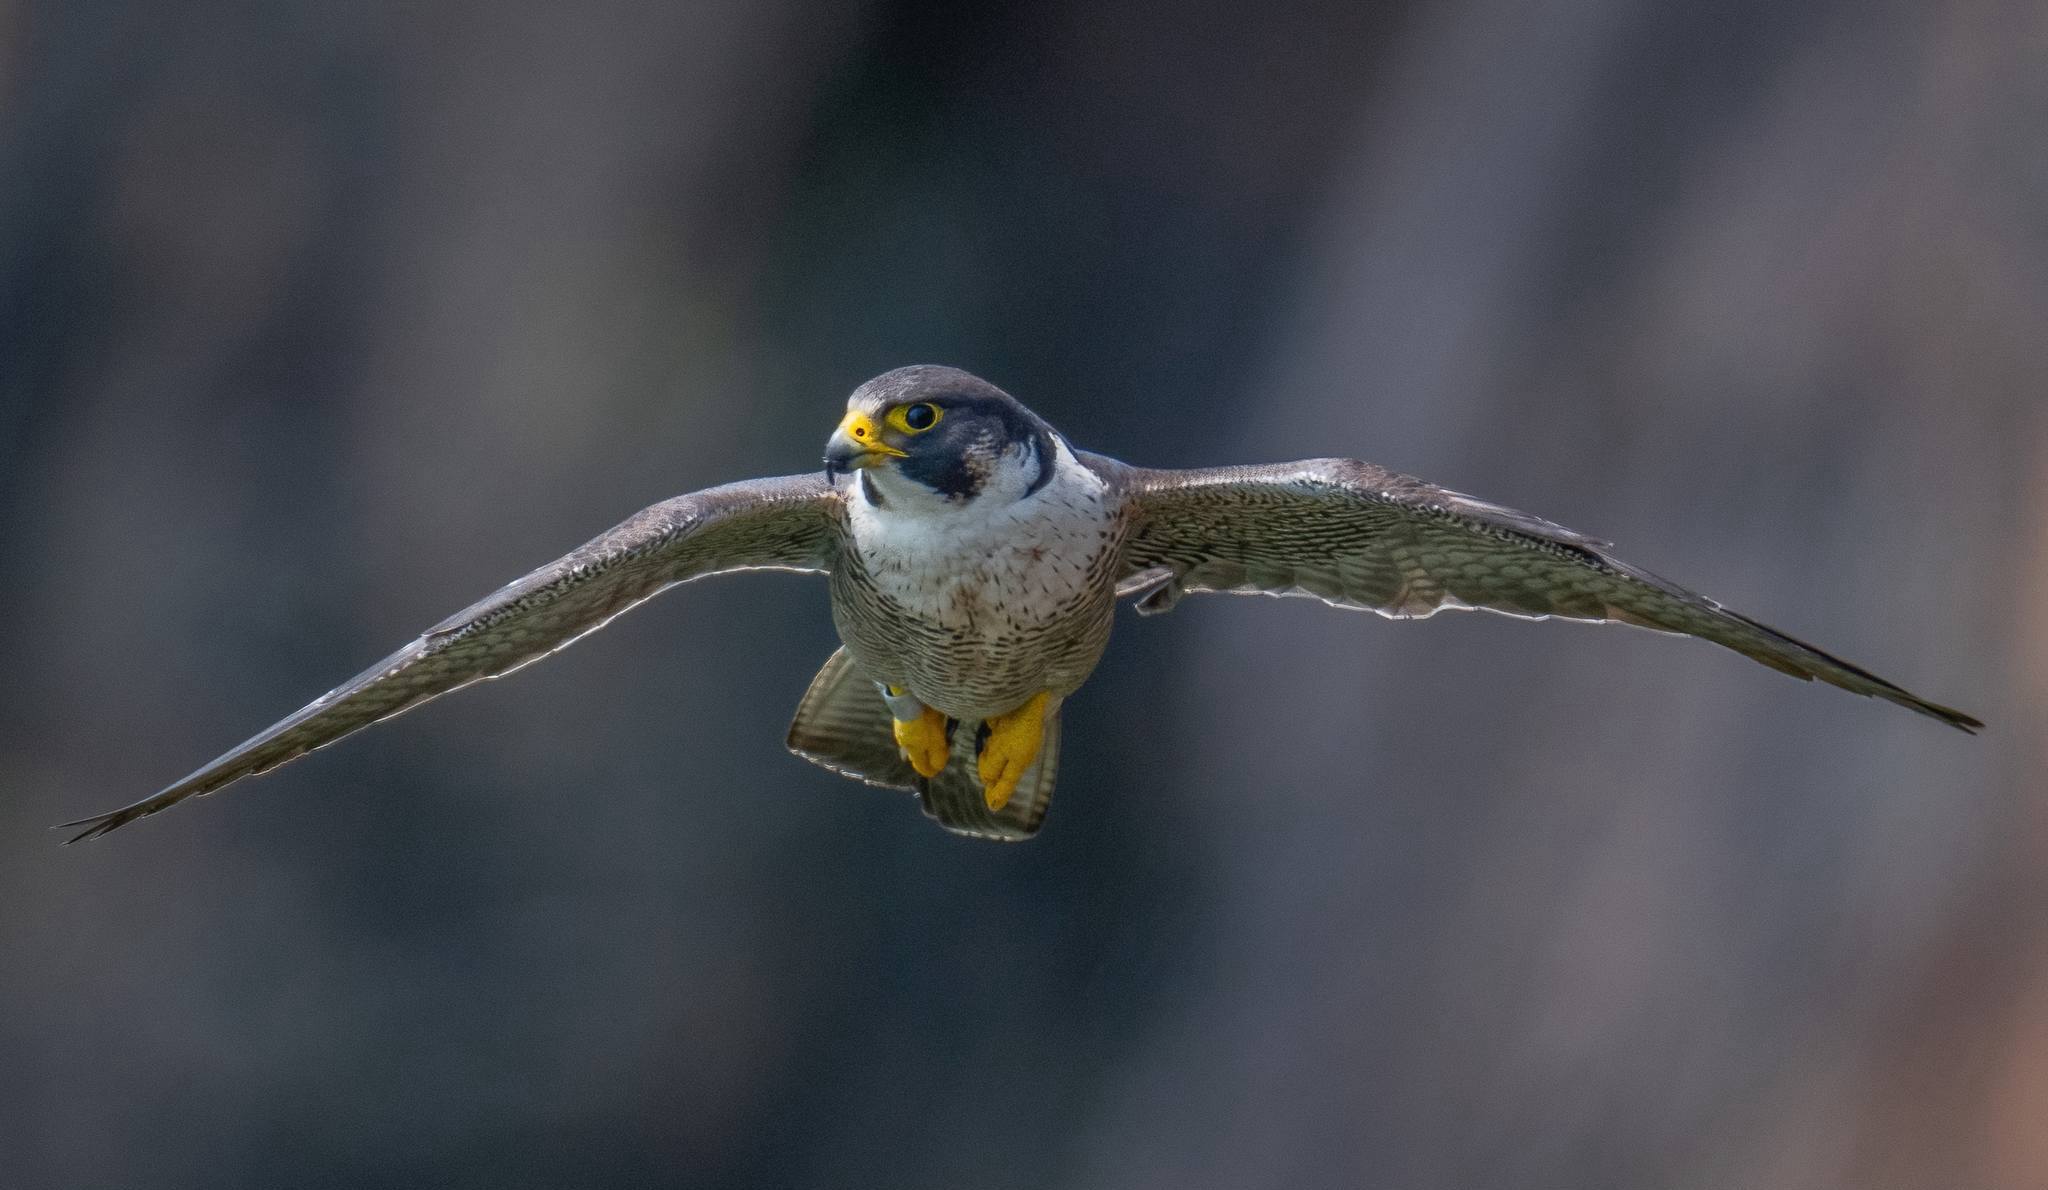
[829,441,1124,722]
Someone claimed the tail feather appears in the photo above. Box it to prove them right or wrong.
[785,647,920,791]
[785,648,1061,840]
[916,712,1060,841]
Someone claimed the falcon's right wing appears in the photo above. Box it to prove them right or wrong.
[63,473,844,841]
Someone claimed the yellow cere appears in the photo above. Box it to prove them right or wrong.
[836,410,907,456]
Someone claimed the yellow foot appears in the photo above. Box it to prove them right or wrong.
[977,691,1051,811]
[892,704,950,779]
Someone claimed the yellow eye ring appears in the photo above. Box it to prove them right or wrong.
[887,402,943,434]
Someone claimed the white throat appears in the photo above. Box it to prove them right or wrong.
[844,436,1113,632]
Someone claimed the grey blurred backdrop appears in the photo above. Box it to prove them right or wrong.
[3,1,2043,1187]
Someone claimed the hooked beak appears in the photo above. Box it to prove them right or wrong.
[823,410,907,479]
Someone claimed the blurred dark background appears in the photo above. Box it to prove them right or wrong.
[4,1,2043,1186]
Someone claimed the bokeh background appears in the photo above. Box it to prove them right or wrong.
[4,1,2043,1186]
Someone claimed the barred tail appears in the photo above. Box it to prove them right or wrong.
[786,648,1060,840]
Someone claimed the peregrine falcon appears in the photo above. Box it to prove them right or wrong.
[61,365,1980,843]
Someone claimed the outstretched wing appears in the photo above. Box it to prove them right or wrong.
[1095,455,1979,732]
[63,473,844,841]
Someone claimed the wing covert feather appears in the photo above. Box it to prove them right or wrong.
[1096,456,1978,732]
[63,473,842,840]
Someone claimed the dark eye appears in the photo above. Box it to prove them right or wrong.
[902,402,939,431]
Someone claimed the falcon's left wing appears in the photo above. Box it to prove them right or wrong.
[1092,454,1979,732]
[62,473,844,841]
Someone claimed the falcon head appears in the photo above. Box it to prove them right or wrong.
[825,365,1059,507]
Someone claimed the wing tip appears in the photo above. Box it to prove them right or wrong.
[1691,606,1984,736]
[1801,668,1982,734]
[1913,699,1984,735]
[53,791,187,844]
[53,808,142,845]
[1782,662,1982,735]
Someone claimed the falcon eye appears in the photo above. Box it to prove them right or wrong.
[891,402,942,433]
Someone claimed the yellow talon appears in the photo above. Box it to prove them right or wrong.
[893,706,950,779]
[977,691,1050,811]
